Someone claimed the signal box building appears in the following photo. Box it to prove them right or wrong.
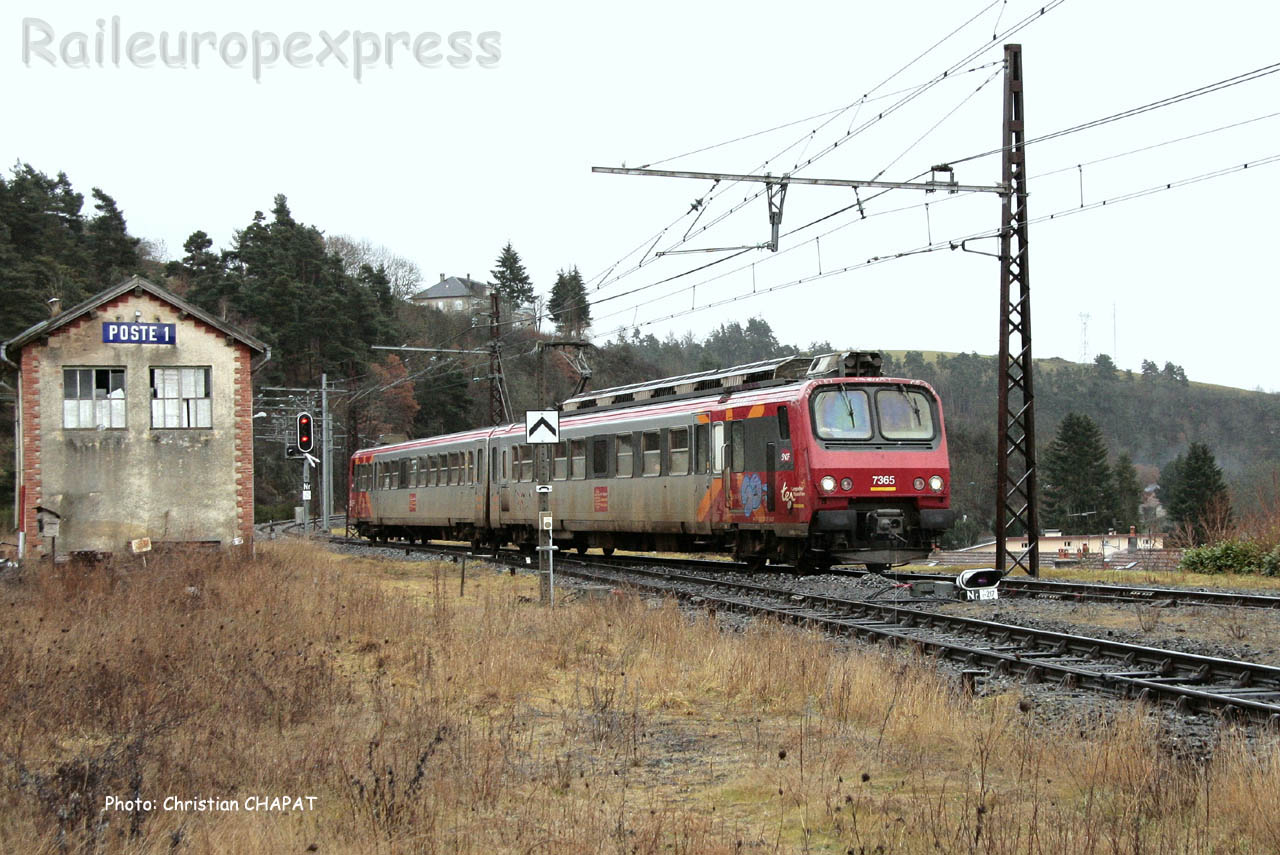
[2,276,268,559]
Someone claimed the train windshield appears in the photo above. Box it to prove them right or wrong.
[811,385,937,442]
[876,388,935,440]
[811,388,872,440]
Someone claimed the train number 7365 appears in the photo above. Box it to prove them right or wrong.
[871,475,896,486]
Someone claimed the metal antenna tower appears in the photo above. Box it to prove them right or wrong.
[994,43,1040,577]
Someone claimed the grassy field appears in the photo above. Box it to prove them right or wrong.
[3,542,1280,853]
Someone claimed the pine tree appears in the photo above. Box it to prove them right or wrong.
[86,188,141,286]
[1041,413,1114,534]
[547,266,590,334]
[1111,452,1142,531]
[171,230,235,316]
[489,241,533,315]
[1165,442,1230,543]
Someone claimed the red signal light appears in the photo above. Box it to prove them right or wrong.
[296,412,314,453]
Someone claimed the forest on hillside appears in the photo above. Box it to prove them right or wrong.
[2,163,1277,542]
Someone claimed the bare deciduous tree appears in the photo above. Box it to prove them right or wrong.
[326,235,423,302]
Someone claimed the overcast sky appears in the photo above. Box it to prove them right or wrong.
[7,1,1279,391]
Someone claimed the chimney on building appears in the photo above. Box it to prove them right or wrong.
[439,273,445,282]
[47,296,62,317]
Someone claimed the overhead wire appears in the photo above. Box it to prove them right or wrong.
[379,1,1069,399]
[581,0,1035,293]
[588,150,1280,341]
[945,59,1280,166]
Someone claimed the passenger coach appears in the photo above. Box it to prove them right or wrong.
[349,351,956,572]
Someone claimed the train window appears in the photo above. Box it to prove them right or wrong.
[694,424,709,474]
[491,448,497,483]
[730,422,745,473]
[401,459,410,489]
[444,452,455,485]
[426,456,436,487]
[616,434,632,478]
[522,446,534,482]
[669,428,690,475]
[777,406,791,440]
[476,449,484,484]
[592,438,608,477]
[570,440,586,480]
[468,451,475,484]
[409,458,419,487]
[811,387,872,441]
[502,449,508,481]
[875,388,935,440]
[554,441,568,480]
[712,423,725,472]
[642,432,660,476]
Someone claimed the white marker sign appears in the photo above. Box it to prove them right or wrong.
[525,410,560,444]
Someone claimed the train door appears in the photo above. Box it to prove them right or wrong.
[498,441,512,513]
[713,421,731,517]
[723,420,745,513]
[475,441,487,530]
[488,444,502,532]
[694,417,713,531]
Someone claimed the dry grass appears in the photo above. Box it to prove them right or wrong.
[2,542,1280,853]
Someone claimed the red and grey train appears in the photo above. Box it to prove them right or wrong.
[348,351,956,571]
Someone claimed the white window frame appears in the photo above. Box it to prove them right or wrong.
[150,366,212,429]
[63,367,127,429]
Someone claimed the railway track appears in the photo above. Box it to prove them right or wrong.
[327,534,1280,723]
[554,560,1280,724]
[318,531,1280,611]
[876,569,1280,610]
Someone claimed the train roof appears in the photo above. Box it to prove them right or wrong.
[353,350,925,458]
[560,350,883,413]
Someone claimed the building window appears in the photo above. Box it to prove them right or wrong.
[63,367,126,429]
[150,367,211,429]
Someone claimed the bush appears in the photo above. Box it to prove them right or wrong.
[254,501,297,523]
[1264,545,1280,577]
[1180,539,1271,574]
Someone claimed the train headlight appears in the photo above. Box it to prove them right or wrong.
[913,477,926,491]
[820,475,837,493]
[929,475,944,492]
[840,477,853,492]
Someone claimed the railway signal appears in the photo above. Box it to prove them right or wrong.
[296,412,314,454]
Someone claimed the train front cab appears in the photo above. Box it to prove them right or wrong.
[797,378,956,570]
